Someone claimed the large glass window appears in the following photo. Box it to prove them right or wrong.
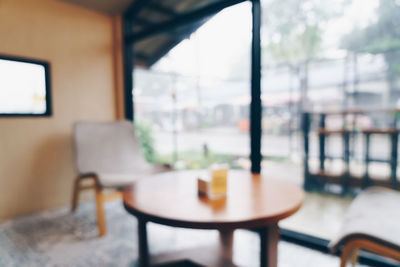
[260,0,400,239]
[134,2,251,170]
[132,0,400,243]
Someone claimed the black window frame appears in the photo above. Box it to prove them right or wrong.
[0,54,52,117]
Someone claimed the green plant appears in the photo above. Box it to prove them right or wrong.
[341,0,400,103]
[134,119,156,162]
[157,150,242,170]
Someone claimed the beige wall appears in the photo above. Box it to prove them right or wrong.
[0,0,123,220]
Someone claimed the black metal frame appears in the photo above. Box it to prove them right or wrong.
[0,54,52,117]
[147,2,178,17]
[121,1,397,266]
[122,19,135,121]
[122,0,149,121]
[250,0,262,174]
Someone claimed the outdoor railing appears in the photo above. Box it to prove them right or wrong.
[302,109,400,193]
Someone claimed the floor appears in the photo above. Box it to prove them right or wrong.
[261,159,397,240]
[0,199,368,267]
[259,160,354,240]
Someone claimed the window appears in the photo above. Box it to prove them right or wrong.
[134,2,252,169]
[0,55,51,117]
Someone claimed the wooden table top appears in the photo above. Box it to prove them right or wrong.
[123,170,304,230]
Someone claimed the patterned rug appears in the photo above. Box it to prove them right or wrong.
[0,200,366,267]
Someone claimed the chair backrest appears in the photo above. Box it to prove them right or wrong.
[73,121,151,175]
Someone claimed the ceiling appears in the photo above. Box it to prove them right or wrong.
[60,0,134,15]
[60,0,230,67]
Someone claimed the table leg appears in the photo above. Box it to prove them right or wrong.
[138,219,149,267]
[259,224,279,267]
[218,229,234,261]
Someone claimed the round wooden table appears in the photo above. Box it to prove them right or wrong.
[123,170,304,267]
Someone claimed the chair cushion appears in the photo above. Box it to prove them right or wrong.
[74,121,151,176]
[97,173,138,188]
[329,187,400,253]
[74,121,172,189]
[97,164,171,188]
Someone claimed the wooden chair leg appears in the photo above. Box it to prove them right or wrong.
[95,185,106,236]
[340,243,355,267]
[340,239,400,267]
[71,177,81,213]
[350,248,359,266]
[341,238,400,266]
